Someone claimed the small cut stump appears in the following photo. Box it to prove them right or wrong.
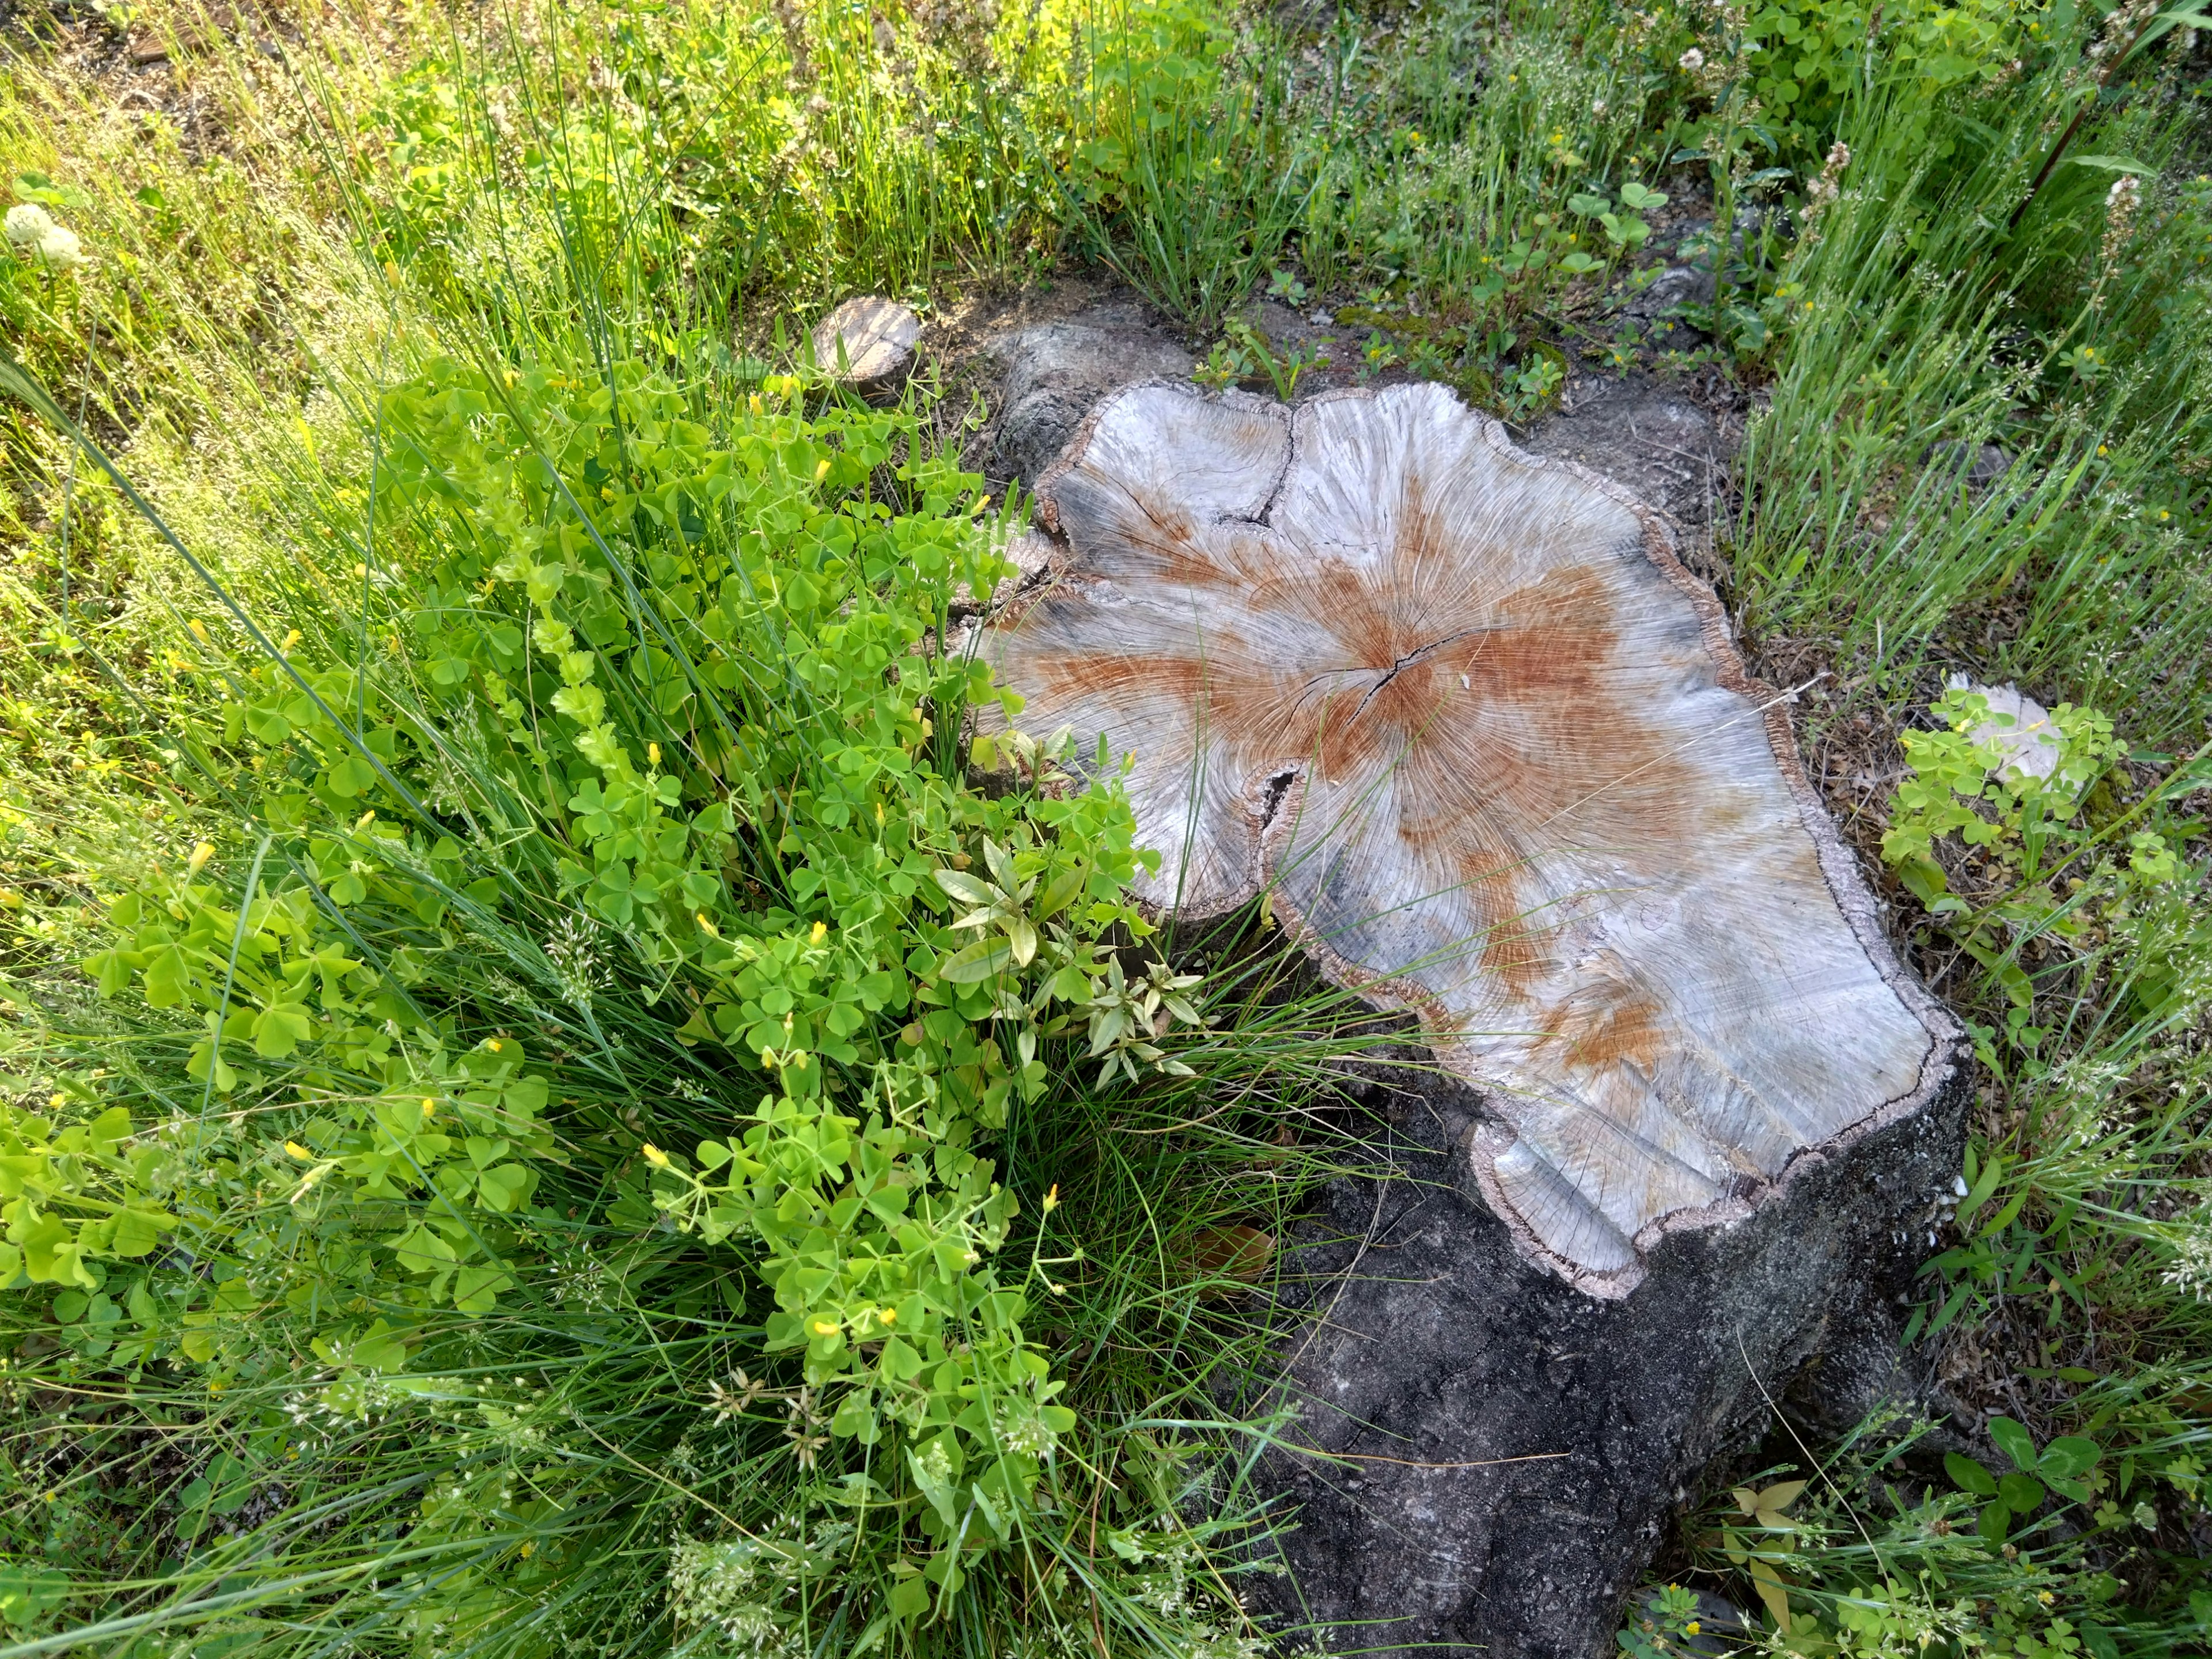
[810,296,920,399]
[984,381,1967,1653]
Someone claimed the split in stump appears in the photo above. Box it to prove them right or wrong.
[981,380,1966,1653]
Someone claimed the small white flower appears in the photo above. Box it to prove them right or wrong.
[35,225,86,271]
[1678,47,1706,70]
[4,203,54,248]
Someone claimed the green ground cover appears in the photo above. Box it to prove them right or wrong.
[0,0,2207,1653]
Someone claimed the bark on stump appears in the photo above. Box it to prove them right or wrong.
[980,380,1968,1653]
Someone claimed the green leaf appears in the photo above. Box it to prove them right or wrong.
[109,1207,173,1257]
[887,1574,931,1621]
[85,1106,132,1158]
[352,1319,411,1372]
[476,1164,532,1212]
[2065,153,2157,175]
[453,1263,511,1313]
[933,869,997,907]
[85,948,134,998]
[142,944,191,1008]
[252,1002,316,1058]
[2040,1435,2102,1480]
[1997,1471,2046,1512]
[390,1224,458,1275]
[1946,1452,1997,1496]
[1988,1415,2038,1472]
[1977,1499,2012,1543]
[1035,863,1086,920]
[1955,1152,2004,1230]
[940,936,1014,984]
[17,1210,91,1286]
[1894,854,1951,907]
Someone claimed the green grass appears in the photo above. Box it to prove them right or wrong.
[1,0,2209,1653]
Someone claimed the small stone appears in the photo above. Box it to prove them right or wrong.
[1945,675,2063,782]
[1924,440,2013,490]
[809,296,919,398]
[1621,264,1715,320]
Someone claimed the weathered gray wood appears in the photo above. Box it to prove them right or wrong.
[809,296,919,397]
[984,380,1959,1296]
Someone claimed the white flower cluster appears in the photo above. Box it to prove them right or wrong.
[1182,1631,1271,1659]
[667,1539,805,1659]
[4,203,88,272]
[2161,1214,2212,1302]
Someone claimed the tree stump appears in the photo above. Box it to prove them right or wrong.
[982,381,1968,1652]
[809,296,919,399]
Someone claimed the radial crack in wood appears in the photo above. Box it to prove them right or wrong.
[985,381,1959,1295]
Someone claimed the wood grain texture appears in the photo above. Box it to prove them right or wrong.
[810,296,920,393]
[986,381,1959,1295]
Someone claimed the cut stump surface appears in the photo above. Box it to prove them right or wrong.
[986,381,1957,1294]
[810,296,919,397]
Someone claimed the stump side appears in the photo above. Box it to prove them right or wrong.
[1237,1054,1969,1658]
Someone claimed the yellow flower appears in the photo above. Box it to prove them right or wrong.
[647,742,661,766]
[353,562,369,578]
[810,921,827,944]
[188,618,210,643]
[878,1306,897,1325]
[422,1097,437,1119]
[1686,1622,1700,1636]
[1041,1184,1060,1214]
[696,911,719,937]
[810,1317,839,1336]
[280,629,302,654]
[187,842,215,876]
[642,1143,669,1167]
[355,809,376,828]
[285,1141,315,1161]
[813,457,831,482]
[487,1038,503,1052]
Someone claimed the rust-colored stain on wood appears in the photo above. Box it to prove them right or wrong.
[984,382,1951,1295]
